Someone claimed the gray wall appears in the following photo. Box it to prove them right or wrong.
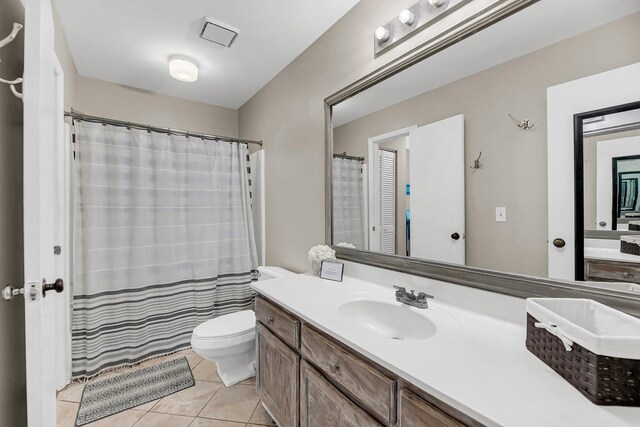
[0,1,27,425]
[333,13,640,277]
[238,0,505,272]
[76,76,238,138]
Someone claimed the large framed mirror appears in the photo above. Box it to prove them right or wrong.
[325,0,640,313]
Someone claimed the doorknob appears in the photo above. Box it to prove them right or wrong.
[451,232,460,240]
[42,278,63,296]
[599,221,607,227]
[553,238,566,248]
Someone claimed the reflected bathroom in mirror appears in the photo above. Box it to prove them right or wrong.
[329,0,640,293]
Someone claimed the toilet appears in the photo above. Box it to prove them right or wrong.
[191,266,295,386]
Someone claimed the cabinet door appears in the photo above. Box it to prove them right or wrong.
[399,389,464,427]
[300,360,381,427]
[257,323,300,427]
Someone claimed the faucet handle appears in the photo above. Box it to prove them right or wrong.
[393,285,406,292]
[417,292,434,302]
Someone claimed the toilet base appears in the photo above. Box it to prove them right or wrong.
[215,349,256,387]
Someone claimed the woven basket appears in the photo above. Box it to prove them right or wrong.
[621,240,640,256]
[629,223,640,231]
[526,314,640,406]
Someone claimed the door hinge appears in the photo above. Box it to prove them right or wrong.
[54,245,62,255]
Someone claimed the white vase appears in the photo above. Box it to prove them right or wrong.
[311,260,322,276]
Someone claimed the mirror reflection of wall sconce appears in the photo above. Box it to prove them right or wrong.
[470,152,483,170]
[373,0,470,56]
[508,113,534,130]
[0,23,24,100]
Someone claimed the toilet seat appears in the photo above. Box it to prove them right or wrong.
[192,310,255,340]
[191,310,256,354]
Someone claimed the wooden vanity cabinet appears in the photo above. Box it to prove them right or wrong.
[256,322,300,427]
[300,360,382,427]
[255,295,478,427]
[399,389,465,427]
[584,258,640,284]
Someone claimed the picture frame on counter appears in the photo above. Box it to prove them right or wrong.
[320,260,344,282]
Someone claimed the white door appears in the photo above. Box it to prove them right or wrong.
[378,149,396,254]
[548,63,640,280]
[409,115,465,264]
[23,0,67,424]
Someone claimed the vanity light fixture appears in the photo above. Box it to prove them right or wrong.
[374,0,467,56]
[428,0,446,7]
[169,57,199,83]
[374,26,390,42]
[399,9,415,25]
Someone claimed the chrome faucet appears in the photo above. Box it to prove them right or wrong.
[393,285,434,309]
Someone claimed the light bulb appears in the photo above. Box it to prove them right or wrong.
[399,9,415,25]
[374,26,390,42]
[169,57,198,83]
[428,0,446,7]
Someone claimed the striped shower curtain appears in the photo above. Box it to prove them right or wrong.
[72,121,258,378]
[332,157,366,249]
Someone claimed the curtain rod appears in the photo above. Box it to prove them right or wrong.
[64,111,263,147]
[333,152,364,162]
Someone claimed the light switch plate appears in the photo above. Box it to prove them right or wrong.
[496,207,507,222]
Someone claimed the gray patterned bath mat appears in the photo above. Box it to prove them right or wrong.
[75,356,195,426]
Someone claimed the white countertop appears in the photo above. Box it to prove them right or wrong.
[585,246,640,263]
[252,275,640,427]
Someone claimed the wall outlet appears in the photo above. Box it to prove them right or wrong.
[496,207,507,222]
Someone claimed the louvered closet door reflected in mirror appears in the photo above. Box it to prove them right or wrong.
[373,148,397,255]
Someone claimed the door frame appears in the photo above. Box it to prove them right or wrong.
[367,126,416,252]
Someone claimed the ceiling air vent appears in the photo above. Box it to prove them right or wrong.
[200,18,239,48]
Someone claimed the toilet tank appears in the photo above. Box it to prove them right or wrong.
[257,266,296,281]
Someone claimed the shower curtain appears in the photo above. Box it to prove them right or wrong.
[72,121,258,378]
[332,157,366,249]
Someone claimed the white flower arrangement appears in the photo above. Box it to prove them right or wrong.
[335,242,356,249]
[308,245,336,263]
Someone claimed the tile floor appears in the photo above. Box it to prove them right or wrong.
[56,350,276,427]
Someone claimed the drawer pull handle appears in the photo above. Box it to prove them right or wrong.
[623,272,633,278]
[329,362,340,374]
[267,317,274,323]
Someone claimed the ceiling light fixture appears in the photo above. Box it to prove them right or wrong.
[169,57,198,83]
[399,9,415,25]
[374,26,390,42]
[428,0,446,7]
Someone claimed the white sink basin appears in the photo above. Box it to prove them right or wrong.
[526,298,640,359]
[337,300,436,341]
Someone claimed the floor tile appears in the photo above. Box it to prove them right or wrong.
[151,381,221,417]
[190,418,245,427]
[199,384,260,423]
[192,359,222,382]
[240,376,256,386]
[132,412,194,427]
[248,402,276,426]
[164,350,203,369]
[57,382,84,401]
[56,401,80,427]
[85,409,146,427]
[133,398,160,411]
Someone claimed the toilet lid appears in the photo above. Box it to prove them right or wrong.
[193,310,256,340]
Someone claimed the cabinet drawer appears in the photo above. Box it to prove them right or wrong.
[399,389,464,427]
[301,324,396,425]
[256,296,300,348]
[584,258,640,283]
[301,360,381,427]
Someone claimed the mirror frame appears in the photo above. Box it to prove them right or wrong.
[324,0,640,316]
[574,100,640,281]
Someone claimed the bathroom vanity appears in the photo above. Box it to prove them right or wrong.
[252,275,640,427]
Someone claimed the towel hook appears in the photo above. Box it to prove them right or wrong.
[508,113,534,130]
[470,152,483,170]
[0,23,24,100]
